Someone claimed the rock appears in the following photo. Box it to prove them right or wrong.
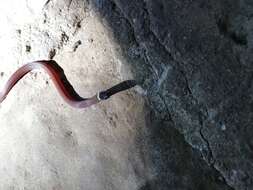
[91,0,253,189]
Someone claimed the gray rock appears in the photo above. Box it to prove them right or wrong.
[91,0,253,189]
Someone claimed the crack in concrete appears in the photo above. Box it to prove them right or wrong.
[158,93,176,124]
[108,1,238,189]
[68,0,73,10]
[140,1,223,172]
[44,0,52,7]
[199,125,215,166]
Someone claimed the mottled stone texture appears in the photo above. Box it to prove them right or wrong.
[91,0,253,189]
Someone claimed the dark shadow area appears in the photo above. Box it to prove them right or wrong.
[135,110,233,190]
[87,0,253,189]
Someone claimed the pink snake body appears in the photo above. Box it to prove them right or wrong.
[0,60,136,108]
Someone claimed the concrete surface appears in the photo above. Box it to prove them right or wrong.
[94,0,253,189]
[0,1,147,189]
[0,0,253,190]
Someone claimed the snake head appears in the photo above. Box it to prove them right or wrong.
[98,91,110,100]
[98,80,137,101]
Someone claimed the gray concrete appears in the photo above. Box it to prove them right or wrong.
[0,0,252,190]
[94,0,253,189]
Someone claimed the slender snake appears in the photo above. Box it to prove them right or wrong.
[0,60,137,108]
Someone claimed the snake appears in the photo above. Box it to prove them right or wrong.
[0,60,137,108]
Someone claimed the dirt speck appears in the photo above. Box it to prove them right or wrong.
[16,29,21,35]
[73,40,82,52]
[26,45,31,53]
[48,49,56,59]
[88,38,94,43]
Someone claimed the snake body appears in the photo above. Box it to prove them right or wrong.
[0,60,136,108]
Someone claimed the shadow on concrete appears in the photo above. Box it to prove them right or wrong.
[87,0,235,189]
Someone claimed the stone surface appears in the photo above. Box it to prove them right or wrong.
[90,0,253,189]
[0,0,252,190]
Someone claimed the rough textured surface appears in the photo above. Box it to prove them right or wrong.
[0,1,146,189]
[91,0,253,189]
[0,0,252,190]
